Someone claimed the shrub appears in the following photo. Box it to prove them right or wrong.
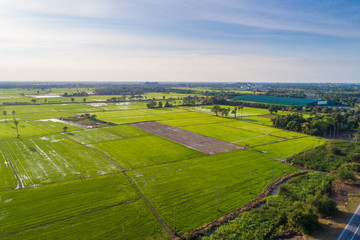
[337,164,355,180]
[308,194,337,218]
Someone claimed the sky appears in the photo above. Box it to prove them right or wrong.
[0,0,359,83]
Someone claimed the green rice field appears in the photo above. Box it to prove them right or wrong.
[129,150,296,234]
[91,134,206,170]
[0,90,328,239]
[0,134,118,187]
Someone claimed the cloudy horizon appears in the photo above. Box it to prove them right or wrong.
[0,0,359,83]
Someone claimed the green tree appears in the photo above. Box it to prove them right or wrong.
[164,101,171,107]
[83,98,86,102]
[31,99,37,104]
[211,105,221,116]
[158,102,163,108]
[231,108,237,118]
[71,98,75,103]
[269,105,278,114]
[147,100,157,108]
[63,126,68,133]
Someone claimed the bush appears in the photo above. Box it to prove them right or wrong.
[308,194,337,218]
[287,202,320,235]
[337,164,355,180]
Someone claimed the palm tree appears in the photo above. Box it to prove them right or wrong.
[3,111,7,122]
[12,111,16,121]
[14,120,19,138]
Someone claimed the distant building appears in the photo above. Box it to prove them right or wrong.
[234,95,334,107]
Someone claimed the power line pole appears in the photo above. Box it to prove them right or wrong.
[312,139,314,150]
[283,161,285,174]
[249,169,251,194]
[174,203,176,233]
[217,184,220,211]
[272,159,274,179]
[122,225,125,240]
[293,145,295,157]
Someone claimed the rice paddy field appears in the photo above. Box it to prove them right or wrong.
[0,90,327,239]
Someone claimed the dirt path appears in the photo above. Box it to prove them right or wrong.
[0,142,23,189]
[0,199,139,239]
[62,134,177,239]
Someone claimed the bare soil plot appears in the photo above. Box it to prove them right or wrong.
[131,121,243,154]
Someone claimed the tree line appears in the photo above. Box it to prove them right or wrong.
[271,110,359,138]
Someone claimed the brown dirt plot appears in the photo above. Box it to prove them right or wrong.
[131,121,244,155]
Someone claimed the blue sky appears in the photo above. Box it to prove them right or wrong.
[0,0,359,82]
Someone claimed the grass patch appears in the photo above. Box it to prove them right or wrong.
[66,125,150,145]
[7,200,167,240]
[238,116,273,125]
[0,147,18,191]
[27,120,83,133]
[253,137,327,159]
[234,134,285,147]
[221,120,280,134]
[0,122,50,140]
[96,114,169,124]
[181,123,261,143]
[158,116,231,127]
